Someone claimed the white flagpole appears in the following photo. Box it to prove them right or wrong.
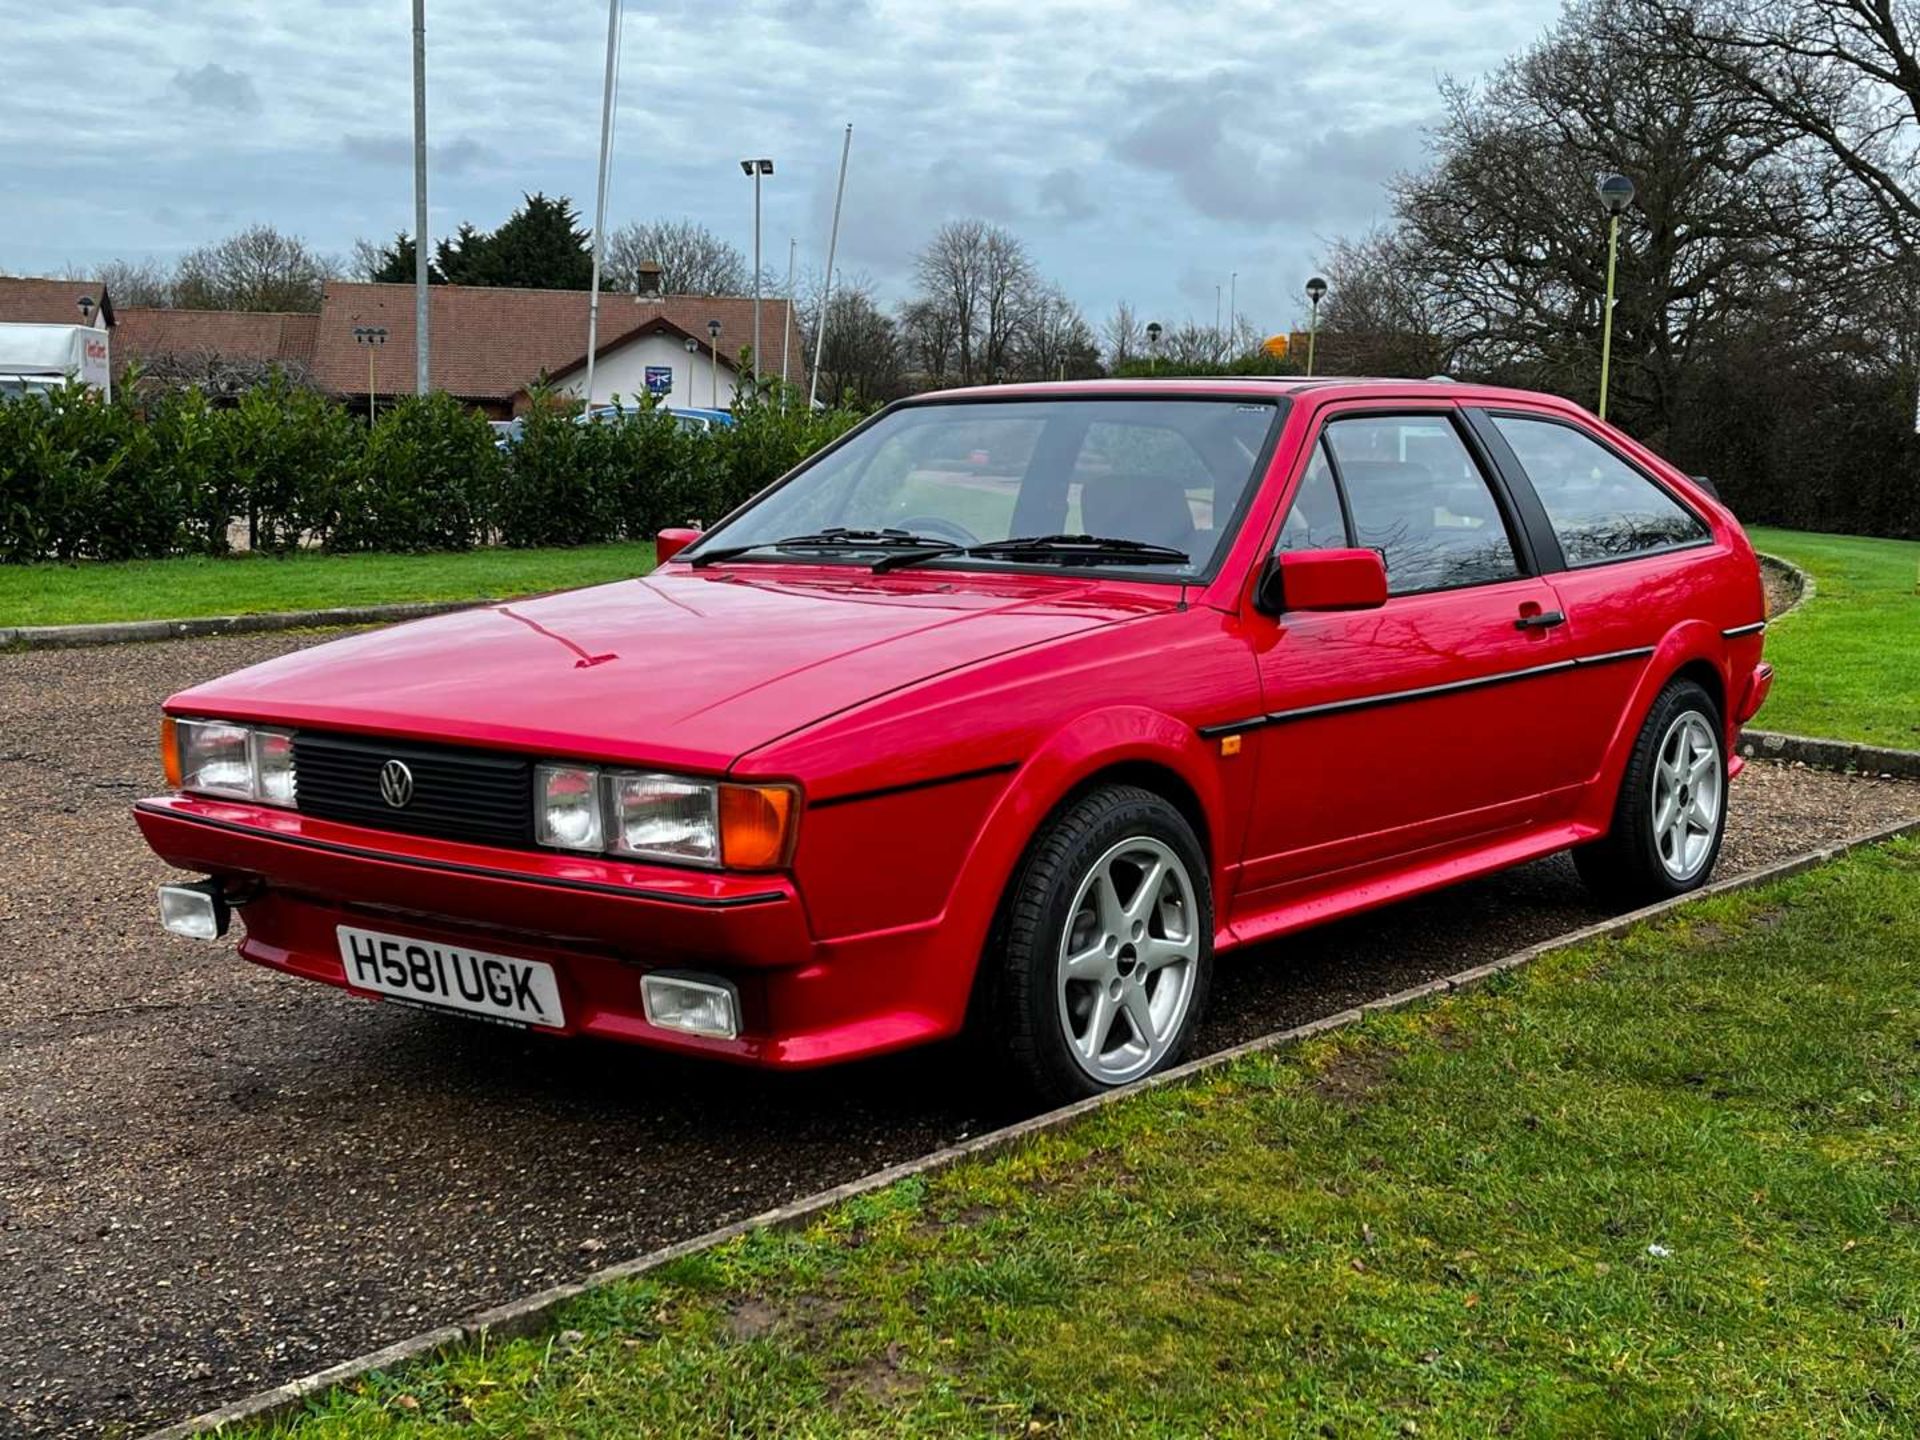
[584,0,621,408]
[807,124,852,411]
[782,236,796,394]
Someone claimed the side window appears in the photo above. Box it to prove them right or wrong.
[1274,441,1349,552]
[1493,415,1708,565]
[1322,415,1520,595]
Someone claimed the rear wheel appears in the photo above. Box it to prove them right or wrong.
[1574,678,1727,907]
[984,785,1212,1103]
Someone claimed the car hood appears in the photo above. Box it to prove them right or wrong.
[168,565,1171,771]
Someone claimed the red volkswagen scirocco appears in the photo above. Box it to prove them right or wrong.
[138,379,1771,1100]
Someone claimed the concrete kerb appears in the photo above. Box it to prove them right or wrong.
[0,600,491,651]
[139,810,1920,1440]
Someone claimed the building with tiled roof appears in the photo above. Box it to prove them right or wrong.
[115,308,319,389]
[312,282,807,418]
[0,276,113,328]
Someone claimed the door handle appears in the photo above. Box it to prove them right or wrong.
[1514,609,1566,631]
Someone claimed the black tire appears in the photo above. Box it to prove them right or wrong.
[1574,677,1728,907]
[982,784,1213,1103]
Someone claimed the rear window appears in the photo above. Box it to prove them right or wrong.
[1493,415,1708,565]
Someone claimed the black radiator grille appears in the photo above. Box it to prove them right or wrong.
[291,731,534,849]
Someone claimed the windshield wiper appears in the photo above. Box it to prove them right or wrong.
[876,532,1192,574]
[687,528,958,568]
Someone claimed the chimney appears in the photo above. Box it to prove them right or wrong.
[634,261,664,298]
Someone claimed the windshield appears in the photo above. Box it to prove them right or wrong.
[686,397,1284,580]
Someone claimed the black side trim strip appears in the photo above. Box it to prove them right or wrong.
[134,803,787,908]
[1198,649,1645,741]
[808,761,1020,810]
[1723,621,1767,638]
[1574,645,1657,667]
[1265,659,1577,725]
[1197,716,1267,740]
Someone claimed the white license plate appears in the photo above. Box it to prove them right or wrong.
[336,925,566,1030]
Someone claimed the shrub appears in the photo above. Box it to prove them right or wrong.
[0,384,165,562]
[328,392,501,552]
[222,375,363,551]
[494,387,619,548]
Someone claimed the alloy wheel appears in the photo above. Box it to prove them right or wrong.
[1650,710,1722,881]
[1055,836,1200,1086]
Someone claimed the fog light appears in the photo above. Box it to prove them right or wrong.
[640,973,739,1039]
[158,880,230,940]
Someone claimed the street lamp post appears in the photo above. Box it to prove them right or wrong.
[740,158,773,386]
[353,325,389,420]
[1304,276,1327,377]
[1145,321,1161,373]
[707,318,722,409]
[1595,172,1635,422]
[683,335,698,408]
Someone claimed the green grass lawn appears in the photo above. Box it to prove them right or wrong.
[245,837,1920,1438]
[1748,526,1920,750]
[0,543,657,627]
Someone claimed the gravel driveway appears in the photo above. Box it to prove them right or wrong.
[1,632,1913,1438]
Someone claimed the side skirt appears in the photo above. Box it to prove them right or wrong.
[1218,820,1603,953]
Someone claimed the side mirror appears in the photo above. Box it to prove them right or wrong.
[1254,548,1389,615]
[656,527,703,564]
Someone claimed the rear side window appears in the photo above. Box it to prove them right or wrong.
[1493,415,1708,565]
[1322,415,1520,595]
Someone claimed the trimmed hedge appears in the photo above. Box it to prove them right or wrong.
[0,379,865,563]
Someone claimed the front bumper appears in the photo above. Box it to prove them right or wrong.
[134,796,951,1067]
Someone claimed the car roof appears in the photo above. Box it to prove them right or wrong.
[908,376,1590,414]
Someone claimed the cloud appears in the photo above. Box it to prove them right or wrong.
[169,62,261,115]
[0,0,1563,332]
[1037,167,1097,222]
[341,133,491,176]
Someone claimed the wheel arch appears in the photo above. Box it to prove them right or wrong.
[930,706,1230,1028]
[1577,620,1733,834]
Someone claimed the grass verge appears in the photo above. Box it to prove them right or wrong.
[1748,526,1920,751]
[245,837,1920,1438]
[0,543,656,627]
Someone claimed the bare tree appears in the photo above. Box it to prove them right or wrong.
[604,218,748,294]
[1101,301,1144,369]
[911,220,989,382]
[898,297,959,386]
[1018,285,1101,380]
[1315,229,1459,377]
[1382,0,1832,436]
[171,225,338,312]
[978,226,1037,381]
[810,280,907,404]
[1651,0,1920,258]
[87,258,173,307]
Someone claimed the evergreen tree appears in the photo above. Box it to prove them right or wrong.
[434,194,594,290]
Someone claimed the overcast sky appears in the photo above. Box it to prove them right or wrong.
[1,0,1562,334]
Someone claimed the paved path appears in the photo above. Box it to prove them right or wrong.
[2,632,1913,1438]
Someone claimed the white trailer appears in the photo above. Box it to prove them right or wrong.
[0,322,112,401]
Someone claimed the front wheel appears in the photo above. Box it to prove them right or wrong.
[1575,678,1728,907]
[984,785,1212,1103]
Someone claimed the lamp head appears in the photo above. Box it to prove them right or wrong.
[1596,172,1636,215]
[1305,276,1328,304]
[707,318,721,339]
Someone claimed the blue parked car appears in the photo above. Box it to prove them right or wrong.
[492,405,735,449]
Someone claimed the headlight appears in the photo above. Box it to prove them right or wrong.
[535,765,797,869]
[609,772,718,864]
[164,717,297,806]
[535,765,605,852]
